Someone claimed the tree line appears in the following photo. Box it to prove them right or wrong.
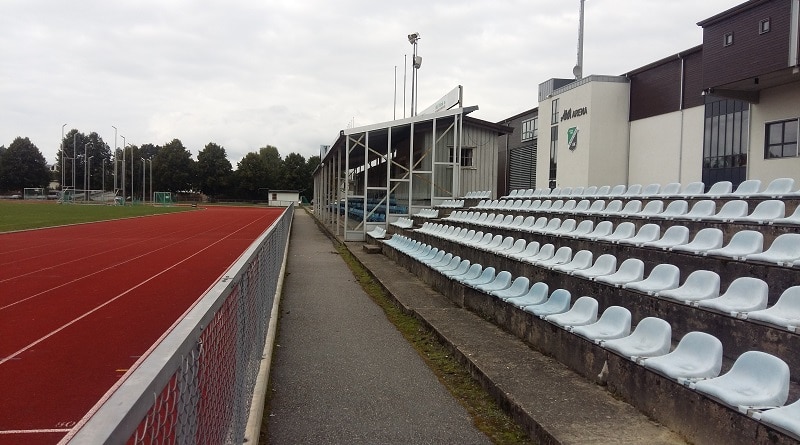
[0,130,320,201]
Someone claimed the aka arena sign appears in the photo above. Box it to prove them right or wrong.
[560,106,588,122]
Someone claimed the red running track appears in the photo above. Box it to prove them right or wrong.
[0,206,284,445]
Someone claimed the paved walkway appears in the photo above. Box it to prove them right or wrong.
[266,211,491,444]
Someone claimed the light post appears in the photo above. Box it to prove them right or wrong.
[112,126,117,191]
[141,158,146,203]
[87,156,94,201]
[120,135,126,204]
[72,133,77,197]
[408,32,422,117]
[149,158,152,204]
[60,124,66,198]
[84,142,93,201]
[102,158,106,202]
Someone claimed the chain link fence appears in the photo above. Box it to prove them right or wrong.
[62,207,293,444]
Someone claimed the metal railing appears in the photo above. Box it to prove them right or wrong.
[62,206,293,444]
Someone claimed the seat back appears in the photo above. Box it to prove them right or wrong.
[586,254,617,275]
[583,185,599,196]
[609,184,627,196]
[559,187,572,197]
[595,185,611,196]
[554,219,577,234]
[461,263,483,280]
[764,233,800,256]
[689,228,724,249]
[715,200,749,219]
[530,244,555,262]
[770,285,800,312]
[550,246,573,263]
[504,277,531,296]
[619,200,643,215]
[623,184,643,197]
[596,306,632,333]
[603,200,624,214]
[572,220,594,237]
[633,223,661,242]
[574,200,591,212]
[641,183,661,197]
[645,263,681,287]
[680,181,705,196]
[661,200,688,218]
[629,317,672,350]
[685,200,716,219]
[562,200,577,212]
[495,236,515,252]
[586,200,606,214]
[541,218,562,232]
[605,221,636,241]
[615,258,645,279]
[761,177,795,197]
[522,282,551,305]
[709,230,763,257]
[484,271,512,289]
[587,220,613,238]
[746,200,785,221]
[506,239,527,256]
[515,241,540,258]
[638,200,664,216]
[732,179,762,197]
[571,186,585,197]
[717,277,769,306]
[725,351,790,405]
[670,331,723,375]
[658,269,721,301]
[659,182,681,196]
[705,181,732,197]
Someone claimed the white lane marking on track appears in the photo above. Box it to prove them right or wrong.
[57,211,277,444]
[0,219,232,311]
[0,224,188,283]
[0,213,274,367]
[0,429,72,434]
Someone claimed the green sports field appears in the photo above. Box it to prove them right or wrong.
[0,200,191,233]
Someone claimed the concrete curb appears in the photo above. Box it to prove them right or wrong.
[243,213,293,444]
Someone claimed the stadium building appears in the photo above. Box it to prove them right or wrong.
[498,0,800,197]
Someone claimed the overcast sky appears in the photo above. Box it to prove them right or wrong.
[1,0,742,167]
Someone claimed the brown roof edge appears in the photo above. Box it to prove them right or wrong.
[464,116,514,136]
[697,0,769,27]
[625,45,703,76]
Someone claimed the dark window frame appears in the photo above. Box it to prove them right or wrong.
[765,119,800,159]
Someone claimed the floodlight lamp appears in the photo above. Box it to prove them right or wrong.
[413,55,422,69]
[408,32,420,44]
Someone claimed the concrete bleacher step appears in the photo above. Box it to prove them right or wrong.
[351,244,686,445]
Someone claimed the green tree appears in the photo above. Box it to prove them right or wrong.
[196,142,232,197]
[281,152,307,192]
[0,137,50,192]
[153,139,195,193]
[234,152,268,199]
[260,145,283,189]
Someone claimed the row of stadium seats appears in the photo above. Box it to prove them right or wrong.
[383,234,800,439]
[469,198,798,224]
[420,219,800,267]
[502,178,797,200]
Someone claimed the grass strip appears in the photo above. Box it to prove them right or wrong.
[332,240,534,445]
[0,201,191,232]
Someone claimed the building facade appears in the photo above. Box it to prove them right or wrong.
[500,0,800,192]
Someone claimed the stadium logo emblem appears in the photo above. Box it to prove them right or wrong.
[567,127,579,151]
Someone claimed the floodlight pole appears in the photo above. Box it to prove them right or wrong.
[112,126,117,191]
[102,158,106,201]
[121,135,126,204]
[84,142,91,200]
[408,32,421,117]
[72,133,77,196]
[141,158,146,203]
[60,124,66,196]
[87,156,93,201]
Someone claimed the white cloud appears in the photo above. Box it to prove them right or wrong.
[0,0,743,166]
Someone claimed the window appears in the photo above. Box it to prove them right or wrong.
[723,32,734,47]
[521,118,538,142]
[550,99,559,125]
[759,18,771,34]
[549,126,558,188]
[449,146,475,167]
[702,98,749,188]
[765,119,799,159]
